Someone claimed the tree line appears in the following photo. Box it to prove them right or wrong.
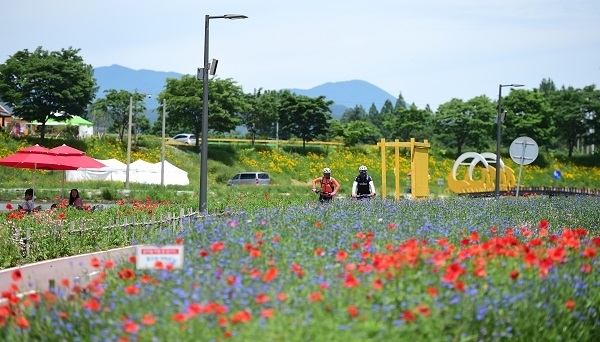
[1,47,598,158]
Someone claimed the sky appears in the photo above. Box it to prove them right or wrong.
[2,0,600,111]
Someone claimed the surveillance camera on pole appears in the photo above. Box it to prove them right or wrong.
[209,59,218,75]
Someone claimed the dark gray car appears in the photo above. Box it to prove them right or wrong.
[226,172,271,186]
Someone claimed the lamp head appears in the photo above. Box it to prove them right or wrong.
[224,14,248,20]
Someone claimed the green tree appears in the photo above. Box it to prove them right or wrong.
[547,86,590,157]
[93,90,147,142]
[539,78,557,95]
[582,85,600,151]
[341,121,379,146]
[394,92,407,111]
[386,104,431,142]
[240,89,279,145]
[152,75,245,147]
[340,105,367,123]
[367,103,385,135]
[433,96,495,157]
[501,89,554,150]
[0,47,96,142]
[278,91,333,149]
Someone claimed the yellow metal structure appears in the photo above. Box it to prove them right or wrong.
[446,152,516,194]
[377,138,430,200]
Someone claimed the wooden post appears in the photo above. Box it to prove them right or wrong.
[380,138,387,199]
[394,139,400,200]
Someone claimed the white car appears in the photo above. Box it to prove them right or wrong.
[172,134,197,145]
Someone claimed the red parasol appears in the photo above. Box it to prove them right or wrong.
[48,144,106,169]
[0,145,77,170]
[0,144,79,205]
[47,144,106,198]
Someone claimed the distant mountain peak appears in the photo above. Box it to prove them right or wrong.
[92,65,401,122]
[288,80,396,113]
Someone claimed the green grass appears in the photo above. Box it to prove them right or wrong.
[1,132,600,207]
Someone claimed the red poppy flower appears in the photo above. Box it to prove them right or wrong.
[124,285,139,295]
[415,305,431,317]
[309,292,323,302]
[343,273,360,288]
[231,310,252,324]
[5,204,13,210]
[582,247,597,259]
[82,298,101,311]
[565,300,576,310]
[141,314,156,325]
[426,286,438,297]
[580,264,592,273]
[226,275,237,286]
[15,316,29,328]
[172,313,188,322]
[118,268,135,280]
[401,310,415,323]
[90,257,101,268]
[28,293,41,302]
[539,219,549,229]
[262,267,278,283]
[348,305,359,318]
[255,293,270,304]
[509,270,520,280]
[261,308,274,319]
[210,241,225,253]
[249,248,261,258]
[11,269,22,282]
[124,321,139,334]
[372,278,384,290]
[336,250,348,262]
[473,266,486,278]
[291,264,304,277]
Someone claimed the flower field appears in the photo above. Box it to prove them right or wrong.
[2,196,600,341]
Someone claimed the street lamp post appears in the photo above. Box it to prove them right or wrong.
[126,92,150,190]
[200,14,247,214]
[495,83,524,199]
[161,98,166,187]
[125,95,134,190]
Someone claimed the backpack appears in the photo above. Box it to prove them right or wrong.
[320,177,335,192]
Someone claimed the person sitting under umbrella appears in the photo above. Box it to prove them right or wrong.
[69,188,84,210]
[19,188,42,213]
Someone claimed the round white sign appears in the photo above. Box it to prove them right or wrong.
[510,136,538,165]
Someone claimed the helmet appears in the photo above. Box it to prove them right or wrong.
[323,167,331,174]
[358,165,368,171]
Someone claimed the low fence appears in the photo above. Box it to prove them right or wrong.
[10,207,199,259]
[456,187,600,198]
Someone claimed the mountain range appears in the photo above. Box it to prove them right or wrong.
[93,65,399,122]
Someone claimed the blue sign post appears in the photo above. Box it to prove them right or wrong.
[553,170,562,180]
[553,170,562,189]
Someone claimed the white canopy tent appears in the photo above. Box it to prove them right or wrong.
[66,158,189,185]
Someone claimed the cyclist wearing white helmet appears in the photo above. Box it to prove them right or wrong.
[312,167,341,203]
[352,165,376,198]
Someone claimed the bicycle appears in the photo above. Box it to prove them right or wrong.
[353,193,375,201]
[313,189,335,203]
